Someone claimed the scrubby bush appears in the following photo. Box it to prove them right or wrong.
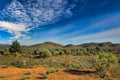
[20,76,30,80]
[64,49,71,55]
[42,69,58,79]
[93,52,118,78]
[36,48,52,58]
[11,58,33,68]
[9,40,22,53]
[58,49,65,55]
[46,69,59,74]
[25,72,31,75]
[0,49,10,56]
[42,73,48,79]
[0,75,5,79]
[0,49,4,55]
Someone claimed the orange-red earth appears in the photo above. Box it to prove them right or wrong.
[0,66,99,80]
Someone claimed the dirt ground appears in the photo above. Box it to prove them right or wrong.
[0,66,99,80]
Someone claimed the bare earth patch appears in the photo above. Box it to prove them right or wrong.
[0,66,99,80]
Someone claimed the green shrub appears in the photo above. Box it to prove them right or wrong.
[20,76,30,80]
[42,69,58,79]
[0,49,4,55]
[11,59,33,68]
[47,70,55,74]
[64,49,71,55]
[0,75,5,79]
[9,40,22,53]
[92,52,118,78]
[25,72,31,75]
[3,51,10,56]
[53,51,59,56]
[58,49,65,55]
[42,73,48,79]
[36,48,52,58]
[1,65,8,68]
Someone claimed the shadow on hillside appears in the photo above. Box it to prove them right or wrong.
[63,69,95,75]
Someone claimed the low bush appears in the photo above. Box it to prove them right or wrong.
[11,59,33,68]
[42,73,48,79]
[0,75,6,79]
[92,52,118,78]
[20,76,30,80]
[25,72,31,75]
[36,48,52,58]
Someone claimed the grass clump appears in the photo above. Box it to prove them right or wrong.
[25,72,31,75]
[42,69,59,79]
[19,76,30,80]
[0,75,6,79]
[46,69,59,74]
[42,73,48,79]
[1,65,8,68]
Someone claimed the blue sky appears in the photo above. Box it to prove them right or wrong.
[0,0,120,45]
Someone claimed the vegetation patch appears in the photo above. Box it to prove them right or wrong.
[92,52,118,79]
[0,75,6,79]
[20,76,30,80]
[25,72,31,75]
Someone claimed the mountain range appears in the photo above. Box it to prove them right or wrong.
[0,42,120,49]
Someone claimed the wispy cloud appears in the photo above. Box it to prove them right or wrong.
[81,37,120,44]
[0,0,119,44]
[2,0,75,27]
[0,21,29,39]
[89,13,120,29]
[0,0,77,39]
[58,13,120,39]
[69,27,120,41]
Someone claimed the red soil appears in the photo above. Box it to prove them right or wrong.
[0,66,99,80]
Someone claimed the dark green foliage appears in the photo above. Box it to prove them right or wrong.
[93,52,118,78]
[9,40,22,53]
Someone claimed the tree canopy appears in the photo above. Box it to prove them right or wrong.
[9,40,22,53]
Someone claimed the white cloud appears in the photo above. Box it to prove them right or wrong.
[2,0,74,28]
[0,21,27,31]
[0,0,76,40]
[0,21,29,39]
[70,27,120,41]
